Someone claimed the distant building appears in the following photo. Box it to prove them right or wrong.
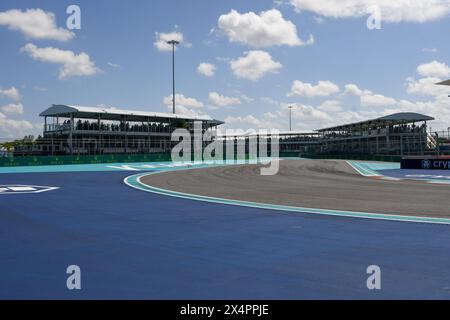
[0,147,9,157]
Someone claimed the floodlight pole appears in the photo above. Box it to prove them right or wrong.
[288,106,293,131]
[167,40,179,114]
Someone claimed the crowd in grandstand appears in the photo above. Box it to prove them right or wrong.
[56,120,173,133]
[321,123,427,139]
[391,123,426,134]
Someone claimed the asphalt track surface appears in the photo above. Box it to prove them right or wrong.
[141,160,450,218]
[1,165,450,299]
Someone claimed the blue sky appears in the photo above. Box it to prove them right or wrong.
[1,0,450,138]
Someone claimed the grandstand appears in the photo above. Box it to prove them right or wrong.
[11,107,438,159]
[18,105,224,156]
[219,112,436,157]
[314,112,434,156]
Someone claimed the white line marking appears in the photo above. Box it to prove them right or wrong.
[8,186,37,191]
[0,185,59,194]
[427,180,450,185]
[381,176,402,181]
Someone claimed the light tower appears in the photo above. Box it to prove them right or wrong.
[167,40,180,114]
[288,105,293,131]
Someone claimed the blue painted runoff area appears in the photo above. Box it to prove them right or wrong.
[348,161,450,184]
[0,170,450,299]
[378,169,450,183]
[2,158,450,299]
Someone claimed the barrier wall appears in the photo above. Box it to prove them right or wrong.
[401,158,450,170]
[304,154,401,162]
[0,153,258,167]
[0,151,401,167]
[0,153,172,167]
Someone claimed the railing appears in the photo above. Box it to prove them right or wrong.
[44,123,71,132]
[427,132,438,150]
[44,123,175,134]
[431,130,450,155]
[6,137,174,157]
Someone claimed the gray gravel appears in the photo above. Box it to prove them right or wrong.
[141,159,450,218]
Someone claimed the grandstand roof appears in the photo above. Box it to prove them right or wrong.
[40,104,224,126]
[317,112,434,132]
[218,130,320,138]
[437,79,450,86]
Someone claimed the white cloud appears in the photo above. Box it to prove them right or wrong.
[405,61,450,97]
[218,9,313,47]
[317,100,342,112]
[260,97,280,105]
[154,31,186,51]
[288,80,339,97]
[224,102,336,131]
[344,83,397,107]
[422,47,438,53]
[313,16,326,24]
[224,115,276,130]
[163,93,204,109]
[208,92,242,107]
[230,50,282,81]
[224,92,450,132]
[163,104,211,119]
[0,8,74,41]
[0,86,20,101]
[406,76,449,96]
[107,62,121,69]
[360,93,397,107]
[170,105,207,118]
[343,77,450,129]
[344,83,363,96]
[0,116,34,137]
[417,60,450,78]
[215,56,231,63]
[33,86,47,92]
[197,63,216,77]
[0,89,38,137]
[163,93,208,117]
[1,103,23,115]
[289,0,450,23]
[239,94,254,103]
[287,103,332,121]
[21,43,102,80]
[225,62,450,132]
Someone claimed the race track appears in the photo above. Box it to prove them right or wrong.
[141,159,450,218]
[1,160,450,299]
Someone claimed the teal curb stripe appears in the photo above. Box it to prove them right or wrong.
[346,161,380,176]
[0,158,266,174]
[348,160,450,185]
[124,171,450,225]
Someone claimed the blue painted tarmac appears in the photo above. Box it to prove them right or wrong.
[379,169,450,183]
[1,165,450,299]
